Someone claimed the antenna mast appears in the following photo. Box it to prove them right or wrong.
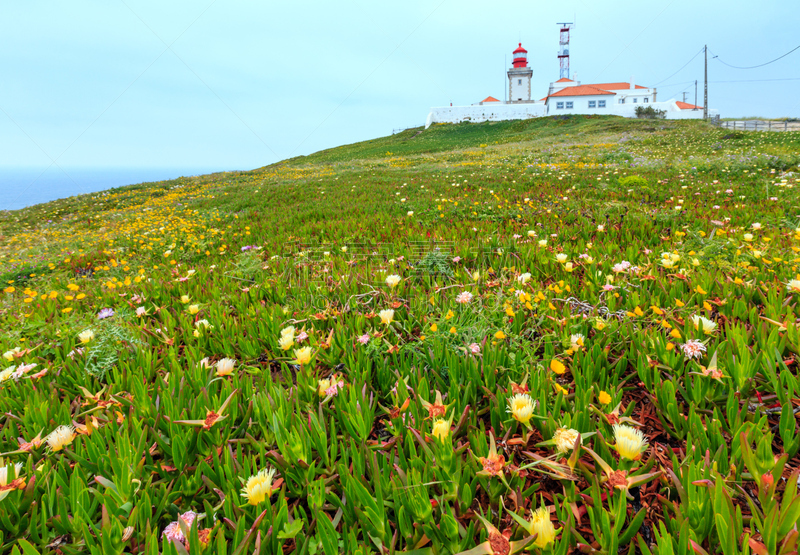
[557,22,573,80]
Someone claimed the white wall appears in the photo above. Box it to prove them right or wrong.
[509,76,530,102]
[426,103,546,128]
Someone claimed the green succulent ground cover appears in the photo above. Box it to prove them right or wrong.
[1,115,800,555]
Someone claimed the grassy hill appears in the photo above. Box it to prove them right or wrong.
[1,116,800,555]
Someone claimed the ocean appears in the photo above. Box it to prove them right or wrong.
[0,166,231,211]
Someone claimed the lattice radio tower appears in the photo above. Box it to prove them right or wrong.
[557,23,573,80]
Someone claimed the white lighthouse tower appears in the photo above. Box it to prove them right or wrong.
[508,43,533,103]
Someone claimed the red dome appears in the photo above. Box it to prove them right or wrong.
[512,42,528,68]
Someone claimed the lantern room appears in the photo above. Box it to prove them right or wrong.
[512,43,528,68]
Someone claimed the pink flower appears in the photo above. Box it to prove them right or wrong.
[452,256,462,263]
[456,291,473,304]
[296,331,308,343]
[681,340,706,359]
[602,284,615,291]
[357,333,370,345]
[468,343,481,355]
[326,382,344,396]
[162,511,198,545]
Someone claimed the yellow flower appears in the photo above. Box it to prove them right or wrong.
[494,330,506,340]
[46,425,76,452]
[695,285,707,295]
[78,329,95,344]
[670,328,682,339]
[445,309,454,320]
[180,295,191,304]
[294,347,313,366]
[430,323,438,332]
[76,293,86,300]
[431,418,450,440]
[449,326,457,334]
[241,468,277,505]
[613,424,648,461]
[528,507,557,548]
[3,348,20,361]
[278,335,294,351]
[675,299,685,307]
[553,427,580,453]
[379,309,395,325]
[215,358,236,377]
[188,304,200,315]
[507,393,534,425]
[550,359,566,374]
[598,391,611,404]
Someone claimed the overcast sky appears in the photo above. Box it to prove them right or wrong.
[1,0,798,171]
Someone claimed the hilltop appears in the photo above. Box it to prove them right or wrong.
[1,116,800,555]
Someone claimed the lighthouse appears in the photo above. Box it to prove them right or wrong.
[508,43,533,103]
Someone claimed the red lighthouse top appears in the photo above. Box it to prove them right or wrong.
[512,43,528,68]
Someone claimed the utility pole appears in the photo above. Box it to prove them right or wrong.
[703,45,708,120]
[694,80,697,110]
[683,92,687,103]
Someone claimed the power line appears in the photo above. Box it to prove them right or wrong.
[710,44,800,69]
[710,77,800,83]
[653,47,704,86]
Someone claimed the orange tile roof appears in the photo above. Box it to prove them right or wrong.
[547,85,616,98]
[590,82,647,90]
[481,96,501,103]
[555,78,574,83]
[676,101,703,110]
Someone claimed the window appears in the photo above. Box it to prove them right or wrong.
[588,100,596,108]
[556,102,564,109]
[518,79,522,85]
[565,101,573,109]
[633,98,638,103]
[619,98,625,104]
[643,97,649,103]
[598,100,606,108]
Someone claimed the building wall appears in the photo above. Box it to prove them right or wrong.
[547,97,716,119]
[548,94,615,115]
[509,75,530,102]
[508,68,533,102]
[426,103,546,128]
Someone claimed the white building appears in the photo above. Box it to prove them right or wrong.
[425,42,717,128]
[543,78,717,119]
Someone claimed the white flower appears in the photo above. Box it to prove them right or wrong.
[517,272,531,284]
[78,329,95,344]
[751,222,762,230]
[385,274,401,288]
[570,334,585,351]
[691,315,717,334]
[538,239,547,247]
[553,428,581,453]
[379,309,395,325]
[46,425,76,452]
[215,358,236,377]
[556,253,568,263]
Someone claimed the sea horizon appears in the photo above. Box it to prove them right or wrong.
[0,165,238,211]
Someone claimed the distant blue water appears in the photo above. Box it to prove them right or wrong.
[0,166,233,210]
